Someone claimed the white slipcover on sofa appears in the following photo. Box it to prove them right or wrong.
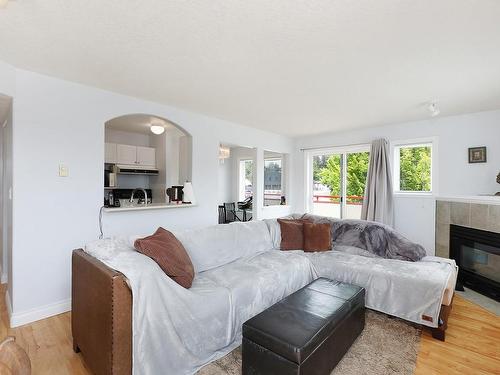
[85,218,457,375]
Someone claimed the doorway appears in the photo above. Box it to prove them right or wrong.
[218,144,255,224]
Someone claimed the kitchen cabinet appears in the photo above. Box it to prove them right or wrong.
[116,144,138,165]
[105,143,117,163]
[137,146,156,167]
[114,144,156,167]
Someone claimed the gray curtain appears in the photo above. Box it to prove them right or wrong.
[361,138,394,226]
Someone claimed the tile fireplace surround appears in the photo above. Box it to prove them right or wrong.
[436,196,500,258]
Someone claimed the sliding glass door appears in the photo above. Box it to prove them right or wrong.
[344,151,370,219]
[312,153,342,218]
[308,146,370,219]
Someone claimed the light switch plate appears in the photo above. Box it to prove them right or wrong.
[59,164,69,177]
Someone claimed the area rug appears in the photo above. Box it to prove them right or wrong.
[197,310,422,375]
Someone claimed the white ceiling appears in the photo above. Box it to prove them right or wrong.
[1,1,500,137]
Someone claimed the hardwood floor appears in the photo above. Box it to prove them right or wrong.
[0,285,90,375]
[415,296,500,375]
[0,284,498,374]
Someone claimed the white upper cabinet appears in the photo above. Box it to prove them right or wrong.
[114,144,156,167]
[105,143,117,163]
[117,144,139,165]
[136,146,156,167]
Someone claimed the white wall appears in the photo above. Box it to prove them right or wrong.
[294,109,500,254]
[105,128,152,147]
[1,65,294,325]
[0,61,15,312]
[230,147,255,202]
[150,126,190,202]
[217,157,233,204]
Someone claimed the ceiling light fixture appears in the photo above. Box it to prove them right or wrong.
[219,145,230,163]
[428,102,440,117]
[150,124,165,135]
[0,0,9,9]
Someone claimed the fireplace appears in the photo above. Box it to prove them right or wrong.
[450,224,500,301]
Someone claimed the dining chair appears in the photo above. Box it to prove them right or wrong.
[218,205,226,224]
[223,202,241,223]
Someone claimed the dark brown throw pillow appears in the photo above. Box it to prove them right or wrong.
[303,222,332,252]
[278,219,307,250]
[134,227,194,288]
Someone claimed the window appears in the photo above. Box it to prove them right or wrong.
[239,159,253,201]
[306,145,370,219]
[393,141,434,194]
[264,157,283,206]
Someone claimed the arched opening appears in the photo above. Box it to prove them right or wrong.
[103,114,192,207]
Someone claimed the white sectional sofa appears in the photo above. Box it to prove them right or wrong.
[77,216,457,375]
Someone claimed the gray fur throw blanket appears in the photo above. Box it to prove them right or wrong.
[297,214,426,261]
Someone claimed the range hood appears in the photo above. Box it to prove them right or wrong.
[113,164,159,176]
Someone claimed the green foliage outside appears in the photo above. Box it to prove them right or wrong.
[244,160,253,181]
[399,146,431,191]
[314,152,369,203]
[312,146,431,202]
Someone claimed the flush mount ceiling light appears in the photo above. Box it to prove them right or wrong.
[150,124,165,135]
[428,102,440,117]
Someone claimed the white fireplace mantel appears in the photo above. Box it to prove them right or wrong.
[437,195,500,206]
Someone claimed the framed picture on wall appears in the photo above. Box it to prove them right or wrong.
[468,146,487,163]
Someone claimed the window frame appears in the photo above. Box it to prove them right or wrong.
[391,137,438,197]
[238,158,253,201]
[263,156,284,206]
[304,144,371,216]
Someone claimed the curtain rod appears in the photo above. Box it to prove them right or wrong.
[299,142,371,152]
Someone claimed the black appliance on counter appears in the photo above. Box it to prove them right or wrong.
[104,189,153,207]
[166,186,183,203]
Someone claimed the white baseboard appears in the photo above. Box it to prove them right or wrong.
[9,298,71,328]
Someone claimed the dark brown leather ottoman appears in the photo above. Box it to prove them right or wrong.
[242,278,365,375]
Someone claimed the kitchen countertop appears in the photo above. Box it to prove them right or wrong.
[103,203,196,212]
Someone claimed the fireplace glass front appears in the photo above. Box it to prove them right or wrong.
[450,224,500,301]
[460,244,500,283]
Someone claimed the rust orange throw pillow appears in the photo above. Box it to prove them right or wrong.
[278,219,307,250]
[134,227,194,288]
[303,222,332,252]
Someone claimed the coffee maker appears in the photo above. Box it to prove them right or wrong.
[166,186,184,203]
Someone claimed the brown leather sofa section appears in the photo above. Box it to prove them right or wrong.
[72,249,132,375]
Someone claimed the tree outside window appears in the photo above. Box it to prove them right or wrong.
[314,152,370,202]
[394,144,432,192]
